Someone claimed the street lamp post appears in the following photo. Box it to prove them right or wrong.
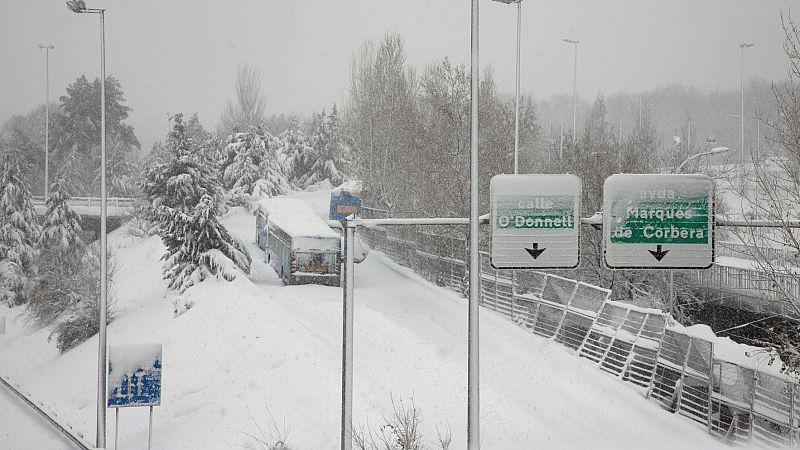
[492,0,523,174]
[563,38,580,144]
[739,43,754,163]
[65,1,108,448]
[677,146,730,173]
[669,146,730,316]
[38,44,54,200]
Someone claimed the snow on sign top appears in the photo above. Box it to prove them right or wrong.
[490,174,581,269]
[603,174,714,269]
[256,197,339,240]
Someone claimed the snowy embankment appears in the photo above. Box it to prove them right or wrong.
[0,186,728,449]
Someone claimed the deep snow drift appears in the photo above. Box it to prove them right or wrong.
[0,187,731,449]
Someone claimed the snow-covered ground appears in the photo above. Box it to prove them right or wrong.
[0,186,731,449]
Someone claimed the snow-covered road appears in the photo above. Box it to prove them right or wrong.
[0,380,78,450]
[0,192,732,449]
[224,206,727,449]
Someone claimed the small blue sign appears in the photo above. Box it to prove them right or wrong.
[108,344,162,408]
[329,191,362,220]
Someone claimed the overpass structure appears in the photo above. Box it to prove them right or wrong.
[688,240,800,319]
[31,196,137,240]
[31,196,136,218]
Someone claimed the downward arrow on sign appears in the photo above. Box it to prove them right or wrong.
[648,245,669,261]
[525,243,546,259]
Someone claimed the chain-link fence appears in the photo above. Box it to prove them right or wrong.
[358,209,800,447]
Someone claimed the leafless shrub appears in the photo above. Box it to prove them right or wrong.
[237,403,292,450]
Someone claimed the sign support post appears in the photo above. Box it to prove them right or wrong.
[340,216,355,450]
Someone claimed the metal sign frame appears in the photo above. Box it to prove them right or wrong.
[603,174,715,270]
[490,174,582,270]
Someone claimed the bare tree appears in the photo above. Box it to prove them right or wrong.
[219,63,267,134]
[719,13,800,372]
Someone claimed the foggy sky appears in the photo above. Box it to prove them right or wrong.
[1,0,793,152]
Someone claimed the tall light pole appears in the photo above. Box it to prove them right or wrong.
[670,146,730,317]
[563,38,580,144]
[677,146,730,173]
[739,43,754,163]
[38,44,54,200]
[469,0,480,447]
[66,1,108,448]
[492,0,522,173]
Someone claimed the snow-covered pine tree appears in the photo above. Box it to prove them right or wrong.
[306,105,349,187]
[26,179,85,325]
[255,126,291,197]
[222,127,291,201]
[222,132,264,197]
[142,114,251,293]
[282,118,315,187]
[0,156,41,305]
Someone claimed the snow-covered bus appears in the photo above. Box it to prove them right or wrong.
[256,198,341,286]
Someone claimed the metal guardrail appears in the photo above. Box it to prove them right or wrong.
[0,373,94,450]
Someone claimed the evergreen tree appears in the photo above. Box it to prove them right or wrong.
[26,180,85,325]
[305,105,349,188]
[142,114,251,293]
[53,75,140,196]
[222,132,265,195]
[283,118,314,186]
[0,157,41,304]
[222,127,290,200]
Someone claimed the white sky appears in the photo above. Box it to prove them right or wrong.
[0,0,792,150]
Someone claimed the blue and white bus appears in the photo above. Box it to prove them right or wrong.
[256,198,341,286]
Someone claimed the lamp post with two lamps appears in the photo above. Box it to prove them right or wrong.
[65,1,109,448]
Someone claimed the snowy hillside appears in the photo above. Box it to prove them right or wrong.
[0,187,729,449]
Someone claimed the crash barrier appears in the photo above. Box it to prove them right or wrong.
[357,210,799,447]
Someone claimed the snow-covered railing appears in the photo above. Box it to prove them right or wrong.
[717,241,791,262]
[578,302,666,387]
[689,263,800,317]
[648,329,714,426]
[31,196,137,209]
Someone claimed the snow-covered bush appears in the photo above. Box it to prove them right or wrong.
[48,245,116,352]
[142,114,251,293]
[239,404,293,450]
[352,396,450,450]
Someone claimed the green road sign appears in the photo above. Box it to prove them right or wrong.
[491,174,581,269]
[603,174,714,269]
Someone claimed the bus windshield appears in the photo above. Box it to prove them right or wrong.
[294,251,338,274]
